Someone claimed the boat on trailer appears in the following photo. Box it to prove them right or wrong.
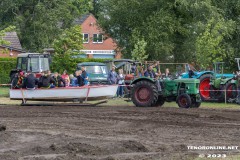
[10,85,118,105]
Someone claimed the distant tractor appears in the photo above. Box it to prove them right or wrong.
[205,62,235,102]
[180,63,233,101]
[221,58,240,102]
[9,53,51,80]
[130,77,201,108]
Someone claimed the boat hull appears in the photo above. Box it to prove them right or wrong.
[10,85,118,101]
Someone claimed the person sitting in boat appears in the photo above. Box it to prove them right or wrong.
[38,71,55,88]
[81,66,89,85]
[24,71,38,90]
[11,71,25,89]
[61,70,70,87]
[69,72,78,87]
[107,66,118,84]
[52,72,66,87]
[77,70,84,87]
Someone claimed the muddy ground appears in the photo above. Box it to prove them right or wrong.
[0,103,240,160]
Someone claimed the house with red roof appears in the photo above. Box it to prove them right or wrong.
[0,32,24,57]
[74,14,121,59]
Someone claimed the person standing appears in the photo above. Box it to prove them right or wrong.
[77,70,84,87]
[107,66,118,84]
[81,66,89,85]
[117,69,125,98]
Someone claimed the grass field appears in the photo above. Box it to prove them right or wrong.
[1,86,240,109]
[0,87,9,97]
[1,95,240,109]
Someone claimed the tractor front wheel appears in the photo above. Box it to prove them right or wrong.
[131,80,158,107]
[177,93,192,108]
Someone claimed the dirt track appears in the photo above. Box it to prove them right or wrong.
[0,103,240,160]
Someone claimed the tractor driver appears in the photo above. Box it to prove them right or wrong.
[144,65,162,91]
[144,65,156,78]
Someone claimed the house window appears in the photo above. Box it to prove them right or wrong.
[82,33,89,43]
[93,34,103,43]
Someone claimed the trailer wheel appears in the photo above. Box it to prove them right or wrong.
[155,96,165,107]
[199,74,212,101]
[131,80,158,107]
[177,93,192,108]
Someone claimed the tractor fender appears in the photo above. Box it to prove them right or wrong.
[131,77,155,85]
[197,71,213,79]
[220,78,232,85]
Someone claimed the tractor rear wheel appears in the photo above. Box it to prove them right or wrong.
[199,74,212,101]
[177,93,192,108]
[131,80,158,107]
[222,82,237,102]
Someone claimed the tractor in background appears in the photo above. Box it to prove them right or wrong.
[221,58,240,102]
[180,63,234,101]
[9,53,51,81]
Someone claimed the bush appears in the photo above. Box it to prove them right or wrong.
[0,58,16,84]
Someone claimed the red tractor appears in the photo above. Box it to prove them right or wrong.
[10,53,51,80]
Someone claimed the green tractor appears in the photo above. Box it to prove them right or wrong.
[130,77,201,108]
[208,62,234,102]
[221,58,240,102]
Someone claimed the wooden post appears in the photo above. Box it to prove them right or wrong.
[20,88,26,104]
[225,88,227,104]
[85,87,91,102]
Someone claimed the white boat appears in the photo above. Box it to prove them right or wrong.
[10,85,118,102]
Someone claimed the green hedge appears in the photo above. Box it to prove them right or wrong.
[0,58,16,84]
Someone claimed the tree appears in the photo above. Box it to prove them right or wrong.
[0,26,15,45]
[0,0,91,51]
[131,39,148,63]
[97,0,240,70]
[196,18,235,68]
[51,26,84,74]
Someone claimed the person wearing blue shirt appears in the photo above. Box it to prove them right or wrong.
[81,66,89,85]
[107,66,118,84]
[144,65,156,78]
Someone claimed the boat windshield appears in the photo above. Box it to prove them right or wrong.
[85,65,108,74]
